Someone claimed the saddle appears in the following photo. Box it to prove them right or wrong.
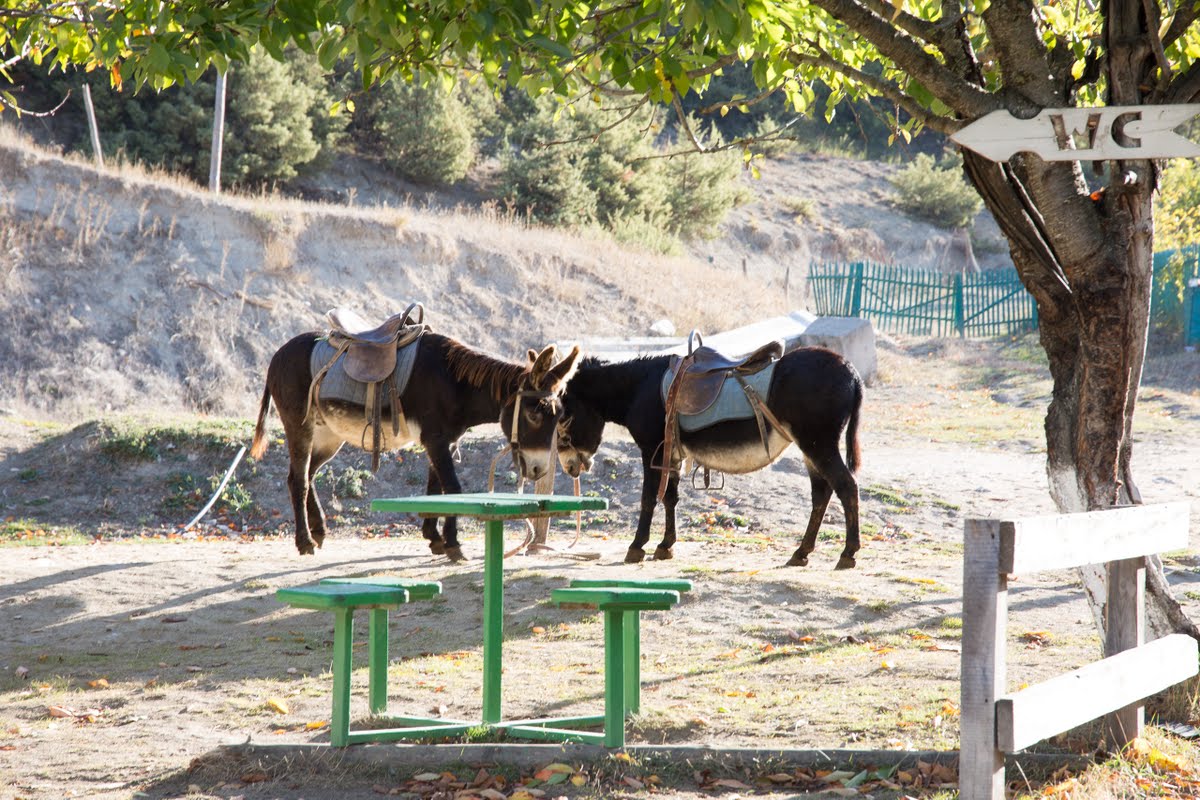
[668,337,784,415]
[657,331,784,501]
[308,303,430,470]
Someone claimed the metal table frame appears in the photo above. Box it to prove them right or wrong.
[358,492,608,742]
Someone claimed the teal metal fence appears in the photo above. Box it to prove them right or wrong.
[1152,246,1200,346]
[807,262,1037,337]
[810,254,1200,342]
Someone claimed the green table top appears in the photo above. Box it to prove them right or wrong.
[371,492,608,519]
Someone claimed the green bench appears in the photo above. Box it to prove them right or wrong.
[505,577,692,748]
[275,577,442,746]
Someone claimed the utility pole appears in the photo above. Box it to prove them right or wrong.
[209,69,228,193]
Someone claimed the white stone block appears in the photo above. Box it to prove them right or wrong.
[798,316,878,384]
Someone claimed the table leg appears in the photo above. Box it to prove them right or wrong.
[368,608,389,715]
[331,608,353,747]
[603,609,627,748]
[482,518,504,724]
[624,610,640,715]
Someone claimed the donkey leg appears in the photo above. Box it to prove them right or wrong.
[425,439,467,562]
[827,462,860,570]
[626,452,660,563]
[421,468,446,555]
[304,434,343,549]
[653,472,680,561]
[284,434,318,555]
[787,466,834,567]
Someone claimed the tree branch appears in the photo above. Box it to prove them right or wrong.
[980,0,1062,109]
[1161,0,1200,51]
[806,0,997,118]
[786,49,959,135]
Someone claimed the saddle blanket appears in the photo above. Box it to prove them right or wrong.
[310,337,421,409]
[660,362,776,432]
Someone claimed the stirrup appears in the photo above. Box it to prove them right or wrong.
[691,464,724,491]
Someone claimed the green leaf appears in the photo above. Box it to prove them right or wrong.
[529,34,572,60]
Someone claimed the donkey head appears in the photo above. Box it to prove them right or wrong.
[556,388,604,478]
[499,344,582,481]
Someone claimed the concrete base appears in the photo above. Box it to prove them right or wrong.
[798,316,878,384]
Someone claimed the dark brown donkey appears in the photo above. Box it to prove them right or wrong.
[555,346,862,568]
[251,330,581,560]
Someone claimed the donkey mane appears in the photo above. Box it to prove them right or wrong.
[443,336,526,403]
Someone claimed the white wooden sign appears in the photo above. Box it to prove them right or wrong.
[951,104,1200,161]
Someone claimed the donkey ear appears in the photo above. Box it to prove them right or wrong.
[527,348,539,364]
[528,345,558,385]
[541,344,582,393]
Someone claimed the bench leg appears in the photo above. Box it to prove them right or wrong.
[603,609,627,747]
[624,610,640,715]
[331,608,354,747]
[368,608,389,715]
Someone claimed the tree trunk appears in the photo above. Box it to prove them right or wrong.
[962,149,1199,644]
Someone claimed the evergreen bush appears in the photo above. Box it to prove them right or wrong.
[889,153,983,229]
[357,80,476,185]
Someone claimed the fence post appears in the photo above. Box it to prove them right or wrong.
[1104,557,1145,746]
[960,519,1007,800]
[851,262,864,317]
[954,272,966,337]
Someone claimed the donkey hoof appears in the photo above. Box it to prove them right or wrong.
[296,540,316,556]
[444,546,466,562]
[624,548,646,564]
[834,556,856,570]
[428,541,446,555]
[652,547,673,561]
[311,533,325,549]
[786,553,809,567]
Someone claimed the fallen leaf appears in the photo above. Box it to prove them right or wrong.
[412,772,441,782]
[305,720,327,730]
[712,778,751,789]
[264,697,289,714]
[240,772,269,784]
[88,678,110,689]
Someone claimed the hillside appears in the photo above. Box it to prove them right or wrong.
[0,129,1010,418]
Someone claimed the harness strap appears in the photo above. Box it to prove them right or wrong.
[657,352,695,503]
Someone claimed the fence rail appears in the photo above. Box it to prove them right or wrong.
[810,252,1200,340]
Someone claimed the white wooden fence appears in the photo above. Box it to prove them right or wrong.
[960,502,1198,800]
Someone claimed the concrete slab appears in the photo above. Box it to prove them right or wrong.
[797,316,878,384]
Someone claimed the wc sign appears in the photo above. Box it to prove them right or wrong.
[950,104,1200,161]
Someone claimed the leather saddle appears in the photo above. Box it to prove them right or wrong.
[327,304,426,383]
[308,303,430,470]
[657,331,784,501]
[668,334,784,415]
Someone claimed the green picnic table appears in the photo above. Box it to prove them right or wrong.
[367,492,608,739]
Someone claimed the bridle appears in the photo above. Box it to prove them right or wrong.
[504,386,559,457]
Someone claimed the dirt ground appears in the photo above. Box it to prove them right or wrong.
[3,336,1200,800]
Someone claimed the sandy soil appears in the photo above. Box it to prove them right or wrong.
[3,336,1200,800]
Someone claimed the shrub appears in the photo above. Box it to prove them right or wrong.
[496,100,743,242]
[661,120,747,240]
[889,153,983,229]
[357,79,477,185]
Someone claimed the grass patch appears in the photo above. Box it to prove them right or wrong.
[0,519,89,546]
[94,416,253,461]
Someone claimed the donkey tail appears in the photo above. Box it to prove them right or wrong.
[845,377,863,474]
[250,383,272,460]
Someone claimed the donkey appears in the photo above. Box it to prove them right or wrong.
[251,330,581,560]
[555,346,863,568]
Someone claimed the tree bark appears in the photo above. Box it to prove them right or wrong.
[953,3,1198,644]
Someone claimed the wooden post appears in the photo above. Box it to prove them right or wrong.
[209,69,228,194]
[81,84,103,168]
[960,518,1007,800]
[1105,556,1145,747]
